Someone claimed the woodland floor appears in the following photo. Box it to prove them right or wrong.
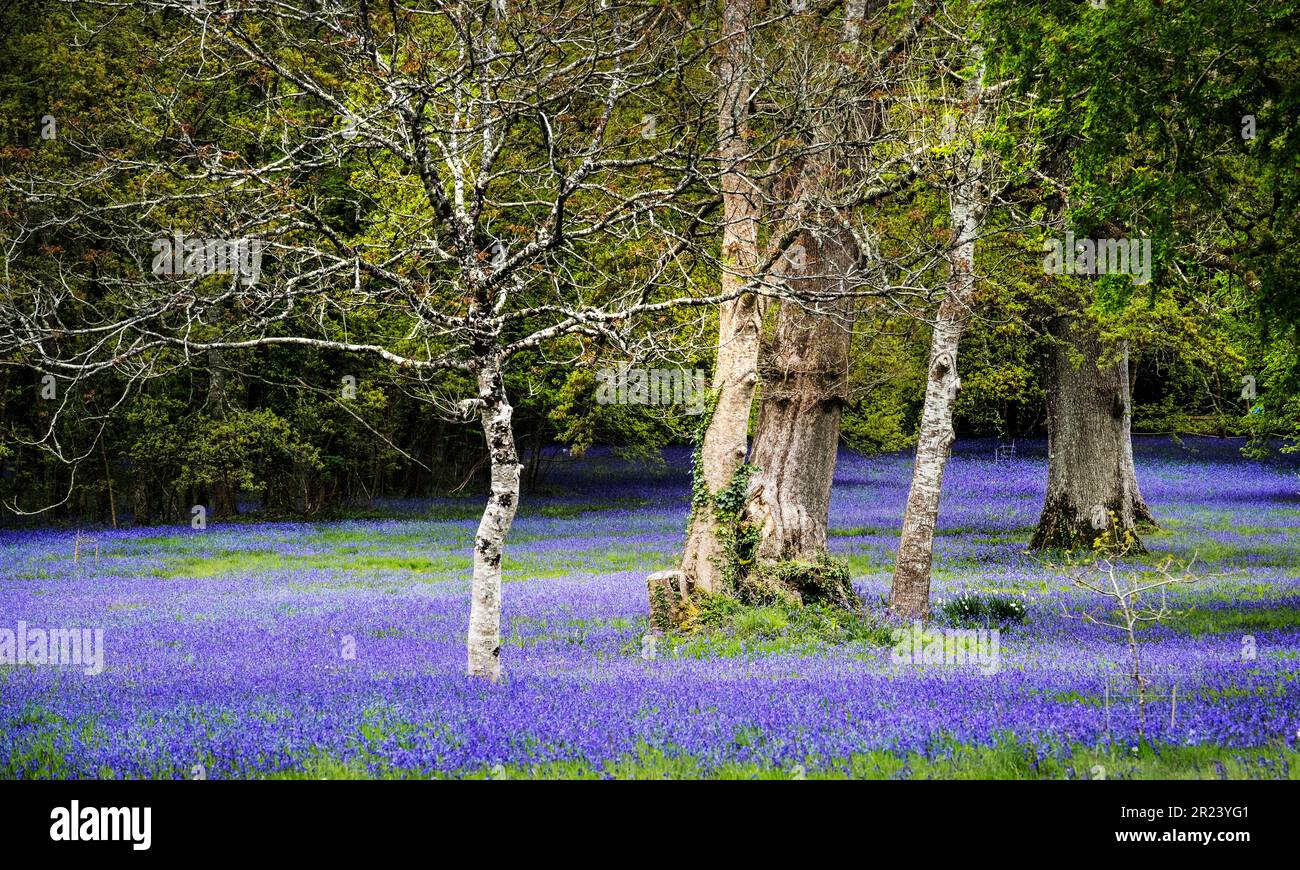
[2,436,1299,779]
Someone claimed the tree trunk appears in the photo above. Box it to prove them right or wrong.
[889,304,969,618]
[746,230,853,562]
[467,362,521,681]
[100,437,118,529]
[679,0,762,595]
[742,2,870,567]
[889,46,989,619]
[205,347,227,417]
[1030,316,1146,552]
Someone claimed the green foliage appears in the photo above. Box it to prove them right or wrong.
[178,410,321,503]
[710,462,760,593]
[982,0,1300,454]
[665,598,895,660]
[2,0,1299,529]
[937,593,1028,629]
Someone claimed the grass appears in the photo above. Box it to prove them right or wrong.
[660,600,896,659]
[1164,605,1300,637]
[8,712,1296,779]
[155,550,469,580]
[257,739,1300,780]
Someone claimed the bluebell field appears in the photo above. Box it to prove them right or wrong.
[1,437,1297,779]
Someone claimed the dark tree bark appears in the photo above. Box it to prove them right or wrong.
[131,478,152,526]
[1030,316,1146,552]
[204,347,239,518]
[745,230,854,562]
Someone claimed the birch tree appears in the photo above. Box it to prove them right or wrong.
[890,37,996,619]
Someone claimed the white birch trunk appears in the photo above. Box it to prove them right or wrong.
[889,47,989,619]
[890,305,968,619]
[467,362,521,681]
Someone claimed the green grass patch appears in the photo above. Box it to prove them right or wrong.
[156,550,469,580]
[1162,605,1300,637]
[258,739,1300,780]
[662,600,895,659]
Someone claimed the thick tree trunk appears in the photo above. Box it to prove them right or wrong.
[889,47,988,620]
[679,0,761,595]
[1030,316,1146,552]
[467,362,521,681]
[746,230,853,562]
[734,0,870,567]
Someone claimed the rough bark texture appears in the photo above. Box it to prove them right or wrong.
[746,230,854,562]
[205,347,227,418]
[467,363,521,681]
[738,0,869,568]
[889,48,988,620]
[131,479,151,526]
[679,0,761,595]
[1030,317,1146,552]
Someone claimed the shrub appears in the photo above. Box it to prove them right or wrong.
[938,592,1027,628]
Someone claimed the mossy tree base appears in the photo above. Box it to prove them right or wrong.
[733,556,857,610]
[647,570,695,633]
[1029,495,1147,554]
[654,461,858,633]
[648,556,858,633]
